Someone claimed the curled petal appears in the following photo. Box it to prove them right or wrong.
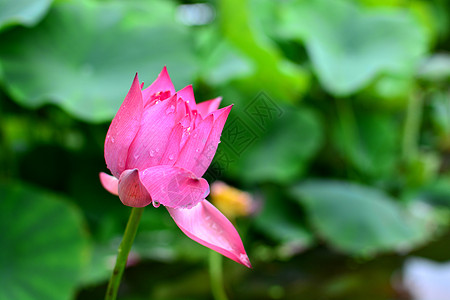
[142,66,175,106]
[126,94,178,170]
[118,169,152,207]
[99,172,119,196]
[191,105,232,177]
[139,166,209,209]
[104,74,143,177]
[167,200,251,268]
[197,97,222,117]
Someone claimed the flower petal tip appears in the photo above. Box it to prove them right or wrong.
[158,66,172,83]
[167,201,250,268]
[238,253,252,268]
[132,73,140,86]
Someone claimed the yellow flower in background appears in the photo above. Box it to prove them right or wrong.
[210,181,254,220]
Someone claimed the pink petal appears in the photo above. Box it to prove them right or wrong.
[142,66,175,106]
[177,85,196,111]
[159,123,184,166]
[139,166,209,209]
[118,169,152,207]
[167,200,251,268]
[104,74,143,178]
[175,96,187,123]
[197,97,222,117]
[191,105,232,177]
[175,114,214,175]
[178,103,199,148]
[99,172,119,196]
[126,94,178,170]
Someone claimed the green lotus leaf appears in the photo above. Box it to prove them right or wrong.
[291,180,422,255]
[0,0,52,30]
[0,182,90,300]
[0,0,197,122]
[280,0,427,95]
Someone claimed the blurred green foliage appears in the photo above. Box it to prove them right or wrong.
[0,0,449,299]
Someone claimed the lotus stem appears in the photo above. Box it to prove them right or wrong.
[105,207,144,300]
[402,90,424,162]
[209,250,229,300]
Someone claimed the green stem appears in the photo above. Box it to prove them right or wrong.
[105,207,144,300]
[402,90,424,162]
[209,250,228,300]
[335,98,359,180]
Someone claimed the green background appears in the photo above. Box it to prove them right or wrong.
[0,0,449,299]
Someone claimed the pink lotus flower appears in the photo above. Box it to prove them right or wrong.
[99,67,251,268]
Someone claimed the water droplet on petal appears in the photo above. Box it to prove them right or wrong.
[166,105,175,114]
[152,201,160,208]
[150,150,155,157]
[195,148,200,153]
[193,133,198,138]
[111,137,115,143]
[155,148,160,153]
[168,154,174,160]
[134,154,140,160]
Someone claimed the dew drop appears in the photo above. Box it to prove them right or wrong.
[166,105,175,114]
[193,133,198,138]
[111,137,115,143]
[168,154,174,160]
[155,100,160,104]
[155,147,160,153]
[134,154,140,160]
[195,148,200,153]
[152,201,160,208]
[150,150,155,157]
